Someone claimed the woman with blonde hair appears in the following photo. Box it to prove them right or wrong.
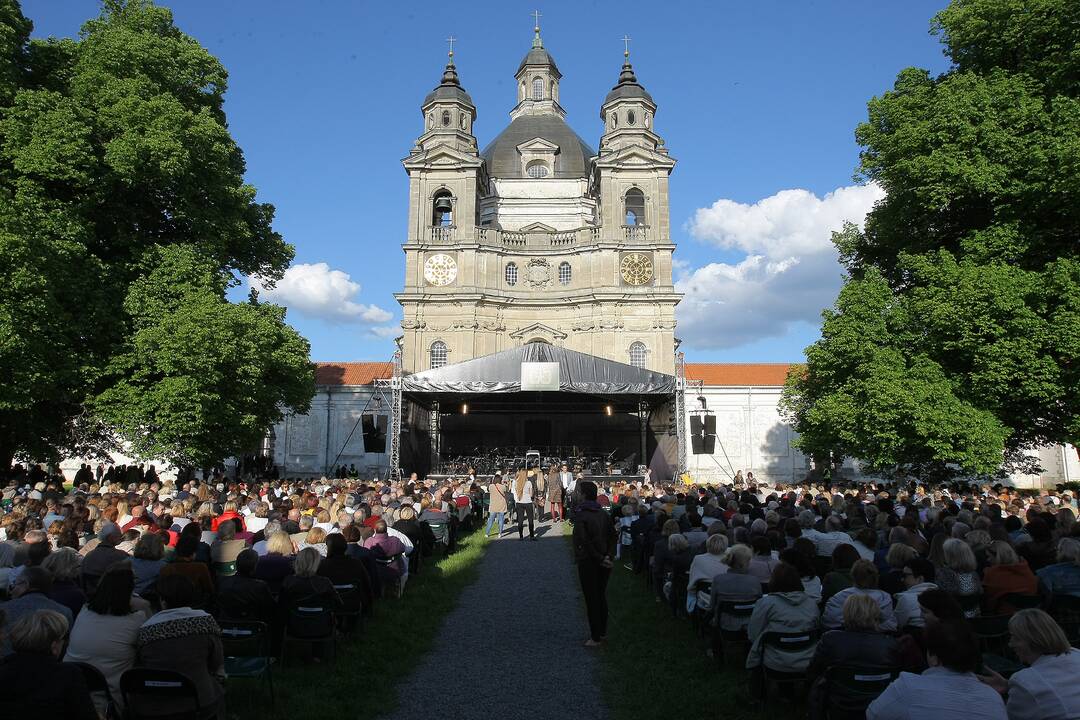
[512,467,536,541]
[254,531,295,594]
[301,527,328,556]
[936,538,983,616]
[978,609,1080,719]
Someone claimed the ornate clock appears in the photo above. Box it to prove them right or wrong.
[423,253,458,286]
[620,253,653,286]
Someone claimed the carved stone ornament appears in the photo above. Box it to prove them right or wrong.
[423,253,458,286]
[525,258,552,288]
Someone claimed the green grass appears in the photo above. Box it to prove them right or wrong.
[597,564,802,720]
[229,528,489,720]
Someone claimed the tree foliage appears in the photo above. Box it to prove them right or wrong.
[0,0,314,470]
[781,0,1080,476]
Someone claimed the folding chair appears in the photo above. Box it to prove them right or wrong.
[283,600,336,665]
[714,598,758,667]
[376,555,406,598]
[1049,594,1080,647]
[120,668,203,720]
[332,583,364,635]
[969,614,1023,677]
[68,661,120,720]
[219,620,274,705]
[823,665,899,720]
[758,629,820,707]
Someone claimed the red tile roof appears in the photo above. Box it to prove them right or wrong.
[685,363,795,387]
[314,360,796,387]
[315,362,393,386]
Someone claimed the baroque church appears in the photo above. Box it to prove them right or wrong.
[397,26,678,375]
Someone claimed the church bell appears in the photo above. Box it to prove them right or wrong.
[433,196,453,213]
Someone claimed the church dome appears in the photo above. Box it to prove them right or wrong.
[422,60,474,108]
[517,46,560,77]
[603,60,653,106]
[481,114,596,179]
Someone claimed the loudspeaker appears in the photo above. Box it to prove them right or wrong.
[690,415,704,455]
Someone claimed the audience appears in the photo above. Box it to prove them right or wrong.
[0,609,97,719]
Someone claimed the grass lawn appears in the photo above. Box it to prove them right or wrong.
[597,563,804,720]
[229,527,489,720]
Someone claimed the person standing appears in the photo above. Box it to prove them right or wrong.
[513,469,536,541]
[573,481,616,647]
[548,470,565,523]
[534,467,548,522]
[486,474,508,538]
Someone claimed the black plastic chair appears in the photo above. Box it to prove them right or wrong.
[120,668,203,720]
[283,600,336,665]
[376,555,406,598]
[969,614,1023,676]
[823,665,899,720]
[759,629,821,705]
[219,620,274,704]
[714,598,758,666]
[68,661,120,720]
[332,583,364,635]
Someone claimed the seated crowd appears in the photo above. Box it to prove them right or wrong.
[0,465,480,718]
[615,474,1080,720]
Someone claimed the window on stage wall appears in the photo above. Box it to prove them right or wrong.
[505,262,518,286]
[629,341,647,369]
[559,261,571,285]
[430,340,448,369]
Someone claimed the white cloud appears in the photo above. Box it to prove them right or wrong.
[251,263,393,325]
[676,183,884,350]
[369,326,401,339]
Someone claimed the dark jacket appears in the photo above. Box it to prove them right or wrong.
[253,553,294,595]
[318,555,375,613]
[572,501,616,565]
[344,543,382,598]
[0,652,97,720]
[280,575,342,610]
[215,574,277,623]
[806,629,903,681]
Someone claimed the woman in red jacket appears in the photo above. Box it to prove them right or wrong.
[210,501,246,533]
[982,540,1038,615]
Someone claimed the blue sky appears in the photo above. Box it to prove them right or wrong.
[23,0,952,363]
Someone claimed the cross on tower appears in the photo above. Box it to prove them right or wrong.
[532,9,542,31]
[446,35,456,59]
[622,34,632,58]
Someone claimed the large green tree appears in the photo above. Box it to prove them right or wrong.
[781,0,1080,478]
[0,0,314,472]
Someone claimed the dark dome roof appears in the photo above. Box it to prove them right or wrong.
[481,114,596,179]
[422,61,474,108]
[517,46,560,76]
[603,60,653,107]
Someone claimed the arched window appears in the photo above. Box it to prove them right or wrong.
[629,342,647,369]
[558,261,571,285]
[627,109,636,125]
[505,262,518,286]
[532,77,543,100]
[430,341,448,369]
[624,187,645,226]
[432,190,453,227]
[526,160,549,178]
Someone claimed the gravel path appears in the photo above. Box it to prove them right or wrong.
[379,518,609,720]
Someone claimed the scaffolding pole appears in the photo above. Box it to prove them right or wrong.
[675,351,688,477]
[374,349,403,482]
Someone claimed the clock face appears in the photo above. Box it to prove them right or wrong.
[424,253,458,286]
[620,253,653,285]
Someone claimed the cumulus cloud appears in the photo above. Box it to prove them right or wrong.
[676,183,884,350]
[369,326,401,339]
[251,263,393,325]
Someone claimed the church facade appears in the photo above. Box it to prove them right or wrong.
[396,28,678,375]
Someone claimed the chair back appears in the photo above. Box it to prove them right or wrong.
[120,668,201,720]
[333,583,363,612]
[68,661,119,720]
[761,629,820,653]
[212,561,237,577]
[824,665,899,717]
[717,598,758,621]
[1002,593,1043,610]
[220,620,270,658]
[1049,594,1080,644]
[427,522,449,544]
[286,600,335,639]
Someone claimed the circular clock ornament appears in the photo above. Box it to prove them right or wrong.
[620,253,653,285]
[424,253,458,286]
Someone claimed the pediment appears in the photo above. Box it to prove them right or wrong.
[402,146,483,170]
[519,222,556,232]
[509,322,567,341]
[516,136,561,154]
[595,144,676,170]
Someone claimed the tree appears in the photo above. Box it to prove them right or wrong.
[0,0,313,472]
[781,0,1080,477]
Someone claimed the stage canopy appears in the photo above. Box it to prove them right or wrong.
[401,342,676,396]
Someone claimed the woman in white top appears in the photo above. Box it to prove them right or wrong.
[64,562,149,714]
[687,533,729,613]
[513,469,536,541]
[978,609,1080,720]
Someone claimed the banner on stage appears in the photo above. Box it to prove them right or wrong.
[521,362,560,391]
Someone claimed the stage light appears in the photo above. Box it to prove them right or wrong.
[461,403,468,414]
[605,405,613,416]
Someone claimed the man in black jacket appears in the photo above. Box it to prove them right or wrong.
[572,481,617,647]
